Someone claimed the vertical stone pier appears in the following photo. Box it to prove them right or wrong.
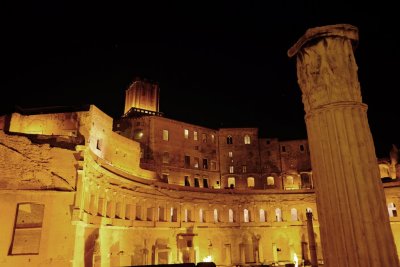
[288,24,400,267]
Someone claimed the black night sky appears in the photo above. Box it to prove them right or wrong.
[1,1,399,158]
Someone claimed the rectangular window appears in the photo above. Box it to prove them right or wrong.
[135,204,142,220]
[10,203,45,255]
[194,131,198,141]
[162,152,169,164]
[242,165,247,173]
[96,139,102,151]
[194,178,200,187]
[203,158,208,169]
[162,173,169,183]
[184,155,190,168]
[162,130,169,141]
[170,207,178,222]
[184,176,190,186]
[147,207,153,221]
[229,166,234,173]
[211,161,216,171]
[202,133,207,143]
[194,157,199,168]
[228,151,233,157]
[300,144,305,152]
[158,206,165,221]
[203,178,209,188]
[184,129,189,139]
[281,145,286,152]
[125,204,132,220]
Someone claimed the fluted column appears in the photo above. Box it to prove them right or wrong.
[288,24,399,267]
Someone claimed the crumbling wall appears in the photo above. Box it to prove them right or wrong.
[9,112,79,136]
[0,131,77,190]
[82,106,156,180]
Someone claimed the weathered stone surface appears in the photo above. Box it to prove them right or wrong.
[0,131,77,190]
[289,24,400,267]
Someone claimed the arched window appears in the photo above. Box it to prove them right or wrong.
[229,209,234,222]
[388,203,398,217]
[227,135,233,144]
[275,208,282,222]
[259,209,266,222]
[244,209,250,222]
[214,209,219,222]
[247,177,255,188]
[228,177,235,188]
[199,209,204,223]
[291,208,298,221]
[286,175,294,185]
[244,135,251,144]
[267,176,275,186]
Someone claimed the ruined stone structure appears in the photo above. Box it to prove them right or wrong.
[0,59,400,266]
[288,24,400,266]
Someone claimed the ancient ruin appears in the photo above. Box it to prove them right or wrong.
[288,24,400,267]
[0,26,399,267]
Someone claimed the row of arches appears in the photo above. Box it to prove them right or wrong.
[187,207,313,223]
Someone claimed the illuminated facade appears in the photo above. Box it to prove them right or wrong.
[0,80,399,267]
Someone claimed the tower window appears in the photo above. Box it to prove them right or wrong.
[194,131,198,141]
[163,130,169,141]
[300,144,305,152]
[184,129,189,139]
[244,135,251,144]
[227,135,233,144]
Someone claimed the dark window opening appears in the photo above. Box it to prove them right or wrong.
[184,155,190,168]
[184,176,190,186]
[194,178,200,187]
[203,179,209,188]
[203,159,208,169]
[227,136,233,144]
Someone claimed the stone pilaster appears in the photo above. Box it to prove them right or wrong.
[288,24,400,267]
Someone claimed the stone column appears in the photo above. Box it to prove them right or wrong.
[306,211,318,267]
[288,24,400,267]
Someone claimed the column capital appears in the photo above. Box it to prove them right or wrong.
[288,24,358,58]
[288,24,362,112]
